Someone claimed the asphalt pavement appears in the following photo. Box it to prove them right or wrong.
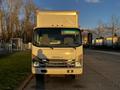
[23,49,120,90]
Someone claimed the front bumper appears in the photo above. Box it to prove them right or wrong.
[32,67,83,75]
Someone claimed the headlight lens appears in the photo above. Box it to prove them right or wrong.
[75,61,81,67]
[33,61,40,67]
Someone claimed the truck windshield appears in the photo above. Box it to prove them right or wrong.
[33,28,81,47]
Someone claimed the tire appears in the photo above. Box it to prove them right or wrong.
[70,75,76,79]
[70,75,80,80]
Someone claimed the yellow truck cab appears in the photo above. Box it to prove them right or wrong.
[32,11,83,79]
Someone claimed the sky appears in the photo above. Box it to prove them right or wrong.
[34,0,120,29]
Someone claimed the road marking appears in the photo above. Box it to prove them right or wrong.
[90,50,120,56]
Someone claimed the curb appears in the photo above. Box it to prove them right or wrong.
[17,74,34,90]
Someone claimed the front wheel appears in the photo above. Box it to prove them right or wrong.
[68,75,80,79]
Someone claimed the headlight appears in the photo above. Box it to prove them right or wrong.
[33,61,40,67]
[75,61,81,67]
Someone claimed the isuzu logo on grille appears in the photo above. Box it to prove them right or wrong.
[52,56,63,59]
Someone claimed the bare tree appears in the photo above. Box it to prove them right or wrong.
[97,20,105,38]
[0,0,36,42]
[22,0,36,43]
[0,0,21,41]
[95,20,106,39]
[110,16,120,36]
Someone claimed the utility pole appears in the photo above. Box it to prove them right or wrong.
[0,12,2,38]
[0,1,2,38]
[111,16,115,48]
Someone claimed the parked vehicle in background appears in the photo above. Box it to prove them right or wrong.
[93,37,104,47]
[81,30,92,48]
[104,36,118,47]
[32,10,83,79]
[116,37,120,48]
[92,36,120,49]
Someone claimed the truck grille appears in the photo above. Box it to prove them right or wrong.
[39,59,75,67]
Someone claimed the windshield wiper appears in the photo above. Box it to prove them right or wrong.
[40,45,54,49]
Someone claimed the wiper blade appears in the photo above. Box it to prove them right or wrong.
[41,45,54,49]
[69,46,76,49]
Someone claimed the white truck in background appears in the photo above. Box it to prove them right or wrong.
[32,11,83,79]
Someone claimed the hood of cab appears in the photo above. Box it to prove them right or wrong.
[32,46,76,60]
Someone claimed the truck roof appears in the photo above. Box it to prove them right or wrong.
[36,10,79,28]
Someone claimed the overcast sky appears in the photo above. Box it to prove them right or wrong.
[34,0,120,29]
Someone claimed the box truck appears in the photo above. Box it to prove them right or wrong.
[32,11,83,79]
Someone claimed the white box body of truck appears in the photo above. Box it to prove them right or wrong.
[32,11,83,78]
[36,11,79,28]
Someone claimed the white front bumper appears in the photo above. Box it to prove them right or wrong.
[32,67,83,75]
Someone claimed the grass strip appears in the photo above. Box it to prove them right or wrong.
[0,51,31,90]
